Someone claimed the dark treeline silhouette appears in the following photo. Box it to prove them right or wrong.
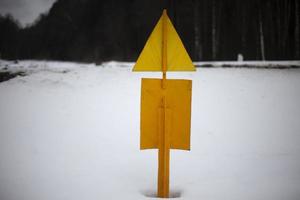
[0,0,299,62]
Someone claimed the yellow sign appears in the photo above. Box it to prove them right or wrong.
[132,11,195,71]
[133,9,195,198]
[140,78,192,150]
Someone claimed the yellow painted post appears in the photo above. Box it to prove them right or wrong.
[133,8,196,199]
[158,9,170,198]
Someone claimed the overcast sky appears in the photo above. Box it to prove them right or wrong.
[0,0,56,26]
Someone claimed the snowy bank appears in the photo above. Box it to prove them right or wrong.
[0,61,300,200]
[194,60,300,68]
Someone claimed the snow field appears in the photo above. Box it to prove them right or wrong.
[0,61,300,200]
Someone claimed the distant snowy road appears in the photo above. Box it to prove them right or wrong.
[0,61,300,200]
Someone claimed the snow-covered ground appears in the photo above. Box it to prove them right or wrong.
[194,60,300,68]
[0,60,300,200]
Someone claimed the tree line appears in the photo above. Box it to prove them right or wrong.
[0,0,299,62]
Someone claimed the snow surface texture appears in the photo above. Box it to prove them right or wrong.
[0,60,300,200]
[194,60,300,68]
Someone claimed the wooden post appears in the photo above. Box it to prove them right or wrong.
[158,9,170,198]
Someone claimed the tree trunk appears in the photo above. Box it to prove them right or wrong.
[241,3,246,57]
[283,0,291,57]
[259,7,265,60]
[194,0,201,61]
[212,0,217,60]
[295,0,300,59]
[276,1,282,53]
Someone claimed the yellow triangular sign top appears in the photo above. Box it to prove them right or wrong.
[133,11,196,71]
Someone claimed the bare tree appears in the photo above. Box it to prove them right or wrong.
[259,5,265,60]
[283,0,292,57]
[194,0,201,61]
[212,0,217,60]
[295,0,300,59]
[241,2,247,57]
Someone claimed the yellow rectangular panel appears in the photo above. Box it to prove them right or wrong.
[140,78,192,150]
